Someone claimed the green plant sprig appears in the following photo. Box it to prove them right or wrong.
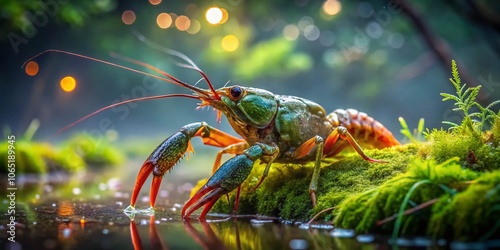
[441,60,499,133]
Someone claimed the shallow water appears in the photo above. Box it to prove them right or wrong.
[0,160,496,250]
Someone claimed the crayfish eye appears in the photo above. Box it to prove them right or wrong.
[230,86,242,99]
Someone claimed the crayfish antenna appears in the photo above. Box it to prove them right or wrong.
[131,30,220,100]
[51,94,199,137]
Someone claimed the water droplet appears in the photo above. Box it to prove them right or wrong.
[356,234,375,243]
[413,237,432,247]
[116,201,123,207]
[250,219,273,224]
[310,224,334,229]
[62,228,71,238]
[72,187,81,195]
[35,194,40,200]
[289,239,309,250]
[450,241,487,250]
[393,237,412,247]
[173,203,182,208]
[52,203,56,207]
[140,219,148,225]
[161,218,168,221]
[102,229,109,234]
[330,228,355,238]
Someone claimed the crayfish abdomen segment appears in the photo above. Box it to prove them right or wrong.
[328,108,400,151]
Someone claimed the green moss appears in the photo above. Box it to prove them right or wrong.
[210,144,419,220]
[62,132,125,167]
[334,158,479,236]
[428,170,500,240]
[0,141,47,174]
[0,130,123,174]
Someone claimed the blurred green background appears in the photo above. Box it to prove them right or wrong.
[1,0,500,151]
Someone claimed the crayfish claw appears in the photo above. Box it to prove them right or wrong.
[182,185,227,220]
[182,146,264,219]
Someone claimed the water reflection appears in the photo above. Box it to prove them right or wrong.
[183,220,227,250]
[126,213,343,250]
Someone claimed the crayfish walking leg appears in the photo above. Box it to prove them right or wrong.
[291,126,387,207]
[182,143,278,220]
[124,122,244,214]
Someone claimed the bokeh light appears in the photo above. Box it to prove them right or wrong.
[25,61,39,76]
[185,4,199,17]
[323,0,342,16]
[283,25,299,41]
[210,37,223,52]
[206,7,223,24]
[175,15,191,31]
[122,10,136,25]
[319,30,336,46]
[221,35,239,52]
[304,25,320,41]
[60,76,76,92]
[298,16,314,31]
[388,33,405,48]
[187,19,201,34]
[157,13,172,29]
[220,8,229,24]
[149,0,161,5]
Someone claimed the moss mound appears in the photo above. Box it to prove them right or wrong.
[209,144,419,221]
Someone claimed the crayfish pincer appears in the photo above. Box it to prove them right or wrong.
[29,49,399,220]
[181,143,275,219]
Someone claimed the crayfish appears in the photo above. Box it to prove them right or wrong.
[27,45,400,220]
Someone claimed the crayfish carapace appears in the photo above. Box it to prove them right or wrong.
[26,48,400,220]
